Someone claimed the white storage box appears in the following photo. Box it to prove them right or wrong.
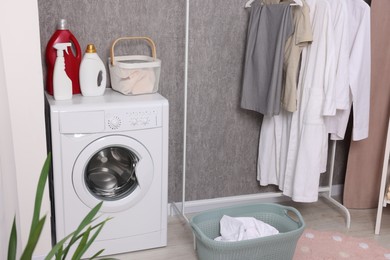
[109,36,161,95]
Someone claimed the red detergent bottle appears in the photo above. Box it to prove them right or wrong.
[45,19,82,95]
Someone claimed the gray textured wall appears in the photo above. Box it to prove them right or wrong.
[38,0,186,202]
[38,0,349,203]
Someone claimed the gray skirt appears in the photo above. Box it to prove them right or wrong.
[241,1,293,116]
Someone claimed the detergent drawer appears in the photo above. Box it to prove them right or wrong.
[59,111,105,134]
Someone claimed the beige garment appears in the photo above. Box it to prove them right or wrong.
[118,68,156,95]
[343,0,390,209]
[262,0,313,112]
[281,0,313,112]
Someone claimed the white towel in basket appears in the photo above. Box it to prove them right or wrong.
[214,215,279,242]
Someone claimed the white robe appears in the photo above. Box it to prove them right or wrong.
[327,0,371,141]
[325,0,350,111]
[258,0,336,202]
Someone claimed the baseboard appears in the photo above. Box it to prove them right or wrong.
[169,184,343,216]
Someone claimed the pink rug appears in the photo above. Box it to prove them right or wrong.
[294,229,390,259]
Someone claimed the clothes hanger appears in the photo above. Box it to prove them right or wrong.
[291,0,303,6]
[245,0,303,8]
[244,0,256,8]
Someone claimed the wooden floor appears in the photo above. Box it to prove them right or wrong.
[107,197,390,259]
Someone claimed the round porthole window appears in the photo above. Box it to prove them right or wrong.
[84,146,139,201]
[73,135,154,212]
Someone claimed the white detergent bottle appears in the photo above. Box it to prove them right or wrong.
[79,44,107,96]
[53,42,72,100]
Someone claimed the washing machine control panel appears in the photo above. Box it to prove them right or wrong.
[106,108,161,131]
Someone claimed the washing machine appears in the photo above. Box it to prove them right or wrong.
[45,88,168,257]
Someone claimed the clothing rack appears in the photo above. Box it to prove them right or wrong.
[171,0,351,229]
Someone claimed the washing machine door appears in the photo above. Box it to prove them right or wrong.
[73,135,153,213]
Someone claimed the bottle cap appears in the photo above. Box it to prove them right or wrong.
[57,19,68,30]
[85,44,97,53]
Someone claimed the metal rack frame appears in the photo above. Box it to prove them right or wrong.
[375,116,390,234]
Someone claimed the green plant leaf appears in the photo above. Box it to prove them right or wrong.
[55,245,63,260]
[20,216,47,260]
[65,218,110,247]
[89,249,104,259]
[61,201,103,258]
[91,254,118,260]
[45,232,75,260]
[46,217,110,260]
[71,226,91,260]
[72,217,111,260]
[29,153,51,237]
[7,217,17,260]
[6,154,112,260]
[19,154,51,259]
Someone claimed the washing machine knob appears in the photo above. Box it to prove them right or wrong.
[109,117,121,128]
[131,118,138,125]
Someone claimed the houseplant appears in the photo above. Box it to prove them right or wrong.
[7,153,115,260]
